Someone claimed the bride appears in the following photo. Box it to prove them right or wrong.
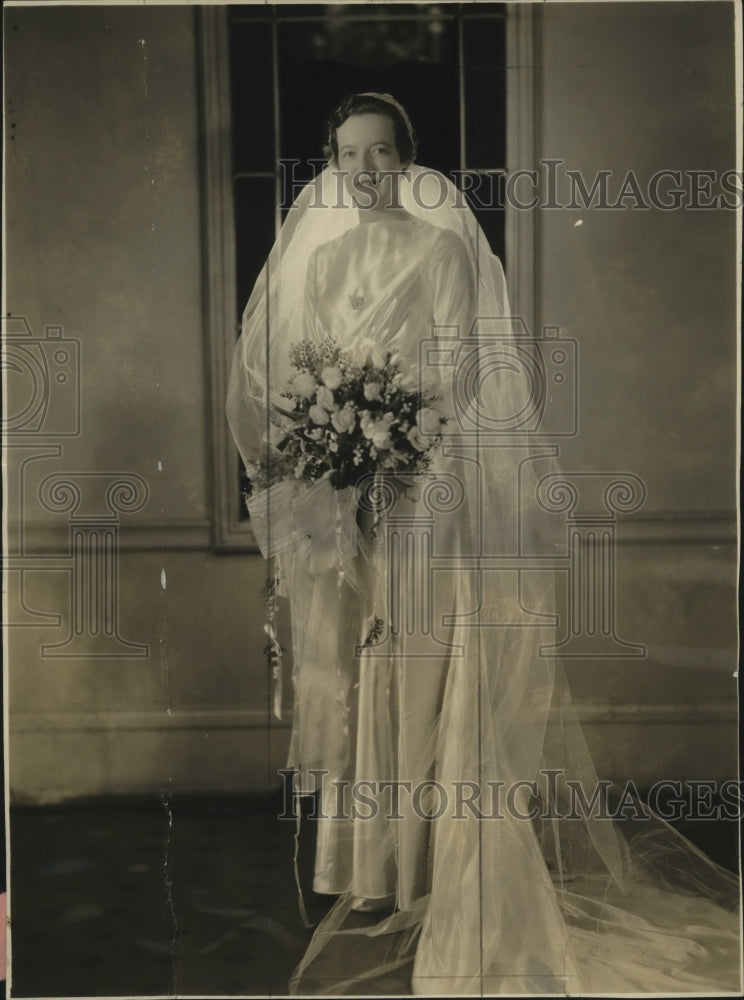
[227,92,741,995]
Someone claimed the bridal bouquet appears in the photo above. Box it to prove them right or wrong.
[248,338,446,494]
[247,338,445,715]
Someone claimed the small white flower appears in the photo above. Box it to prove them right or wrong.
[307,427,323,441]
[363,382,382,402]
[321,366,343,390]
[316,385,335,410]
[294,372,317,399]
[416,406,441,436]
[309,404,330,425]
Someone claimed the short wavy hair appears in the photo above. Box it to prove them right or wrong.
[322,92,418,167]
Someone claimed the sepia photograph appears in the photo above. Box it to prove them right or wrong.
[2,0,741,996]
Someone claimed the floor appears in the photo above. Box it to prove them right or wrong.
[7,791,740,998]
[8,793,330,998]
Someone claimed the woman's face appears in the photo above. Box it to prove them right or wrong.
[334,113,405,210]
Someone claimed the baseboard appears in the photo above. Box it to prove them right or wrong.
[9,701,737,805]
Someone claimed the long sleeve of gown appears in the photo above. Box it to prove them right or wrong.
[428,227,477,334]
[303,246,320,343]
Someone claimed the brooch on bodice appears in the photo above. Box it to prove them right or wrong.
[349,292,365,312]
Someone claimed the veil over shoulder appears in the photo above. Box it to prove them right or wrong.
[226,164,742,996]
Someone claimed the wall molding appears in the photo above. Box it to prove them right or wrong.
[10,708,290,733]
[571,702,737,725]
[10,701,736,737]
[11,703,736,803]
[603,512,737,546]
[10,519,214,554]
[8,511,735,555]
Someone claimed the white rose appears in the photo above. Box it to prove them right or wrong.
[316,385,335,411]
[416,406,441,436]
[407,425,428,452]
[363,382,382,402]
[309,404,330,425]
[294,372,317,399]
[331,405,356,434]
[360,412,376,438]
[369,346,388,370]
[321,366,343,390]
[372,429,392,450]
[370,413,394,450]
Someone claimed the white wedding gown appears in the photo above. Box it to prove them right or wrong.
[288,218,477,901]
[281,219,741,995]
[227,171,741,996]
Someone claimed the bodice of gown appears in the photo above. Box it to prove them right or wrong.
[304,217,475,363]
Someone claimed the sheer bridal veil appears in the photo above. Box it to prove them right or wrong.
[227,163,741,995]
